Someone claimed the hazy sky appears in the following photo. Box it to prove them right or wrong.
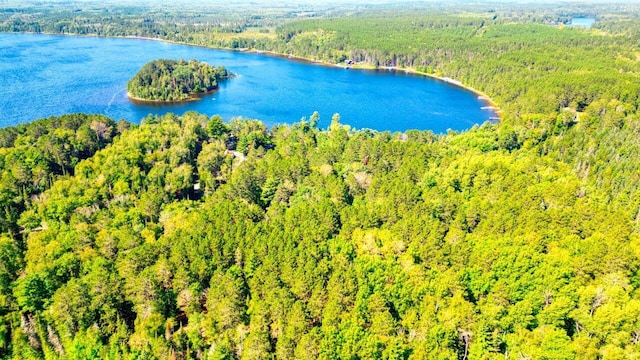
[7,0,636,4]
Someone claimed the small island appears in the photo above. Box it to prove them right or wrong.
[127,59,232,103]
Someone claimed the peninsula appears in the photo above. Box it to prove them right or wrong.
[127,59,232,102]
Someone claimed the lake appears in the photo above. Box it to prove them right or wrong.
[569,18,595,28]
[0,33,497,133]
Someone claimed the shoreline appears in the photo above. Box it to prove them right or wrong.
[127,87,219,104]
[250,49,503,119]
[127,92,200,104]
[9,31,503,121]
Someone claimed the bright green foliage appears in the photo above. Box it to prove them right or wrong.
[0,114,120,359]
[127,59,232,102]
[0,102,636,358]
[208,115,231,139]
[1,3,640,360]
[0,114,118,236]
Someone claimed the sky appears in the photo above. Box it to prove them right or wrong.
[6,0,637,5]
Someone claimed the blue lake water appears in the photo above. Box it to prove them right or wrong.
[569,18,595,28]
[0,33,496,132]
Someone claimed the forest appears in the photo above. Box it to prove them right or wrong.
[1,1,640,359]
[127,59,231,102]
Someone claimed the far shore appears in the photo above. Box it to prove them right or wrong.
[251,49,502,119]
[15,31,503,120]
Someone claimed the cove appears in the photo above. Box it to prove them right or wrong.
[0,33,497,133]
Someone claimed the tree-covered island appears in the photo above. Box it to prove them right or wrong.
[127,59,232,102]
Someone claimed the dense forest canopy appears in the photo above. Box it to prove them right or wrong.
[1,105,640,359]
[127,59,232,102]
[1,1,640,359]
